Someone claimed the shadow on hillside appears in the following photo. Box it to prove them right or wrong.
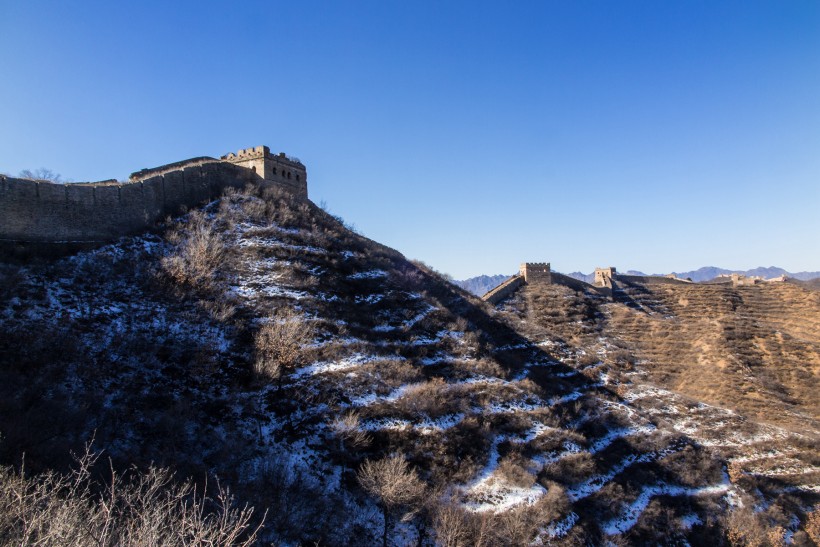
[611,280,653,312]
[404,261,616,397]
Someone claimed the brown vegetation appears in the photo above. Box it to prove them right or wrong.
[358,455,427,547]
[0,446,260,546]
[253,308,314,385]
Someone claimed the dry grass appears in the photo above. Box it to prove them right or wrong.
[541,452,597,485]
[516,279,820,434]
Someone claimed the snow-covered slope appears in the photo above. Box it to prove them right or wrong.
[2,186,815,544]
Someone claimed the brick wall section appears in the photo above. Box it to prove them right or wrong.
[617,274,691,286]
[482,275,525,305]
[0,159,258,243]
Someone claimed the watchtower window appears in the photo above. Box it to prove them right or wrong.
[296,174,300,181]
[287,172,292,179]
[272,167,276,175]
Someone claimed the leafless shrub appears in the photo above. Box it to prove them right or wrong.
[394,378,467,419]
[576,352,600,368]
[254,309,315,386]
[432,501,473,547]
[331,411,371,451]
[494,505,539,545]
[331,412,371,472]
[162,211,225,291]
[497,452,536,488]
[0,445,260,546]
[358,454,427,547]
[449,358,503,379]
[533,481,570,522]
[659,444,723,487]
[542,452,596,484]
[726,505,770,547]
[198,297,237,323]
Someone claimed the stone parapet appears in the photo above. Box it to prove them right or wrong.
[482,275,525,305]
[0,145,306,245]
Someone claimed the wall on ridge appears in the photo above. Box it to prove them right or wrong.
[483,275,525,305]
[0,160,257,244]
[616,274,691,286]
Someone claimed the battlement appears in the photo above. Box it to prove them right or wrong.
[224,146,269,160]
[221,145,307,198]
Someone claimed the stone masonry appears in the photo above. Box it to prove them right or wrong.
[221,146,307,198]
[520,262,551,284]
[594,267,617,288]
[0,145,306,245]
[482,263,551,305]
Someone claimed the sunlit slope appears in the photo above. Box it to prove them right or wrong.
[606,280,820,432]
[506,279,820,433]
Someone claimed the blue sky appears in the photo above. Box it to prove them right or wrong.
[1,1,818,278]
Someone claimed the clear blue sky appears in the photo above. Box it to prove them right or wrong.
[1,1,818,278]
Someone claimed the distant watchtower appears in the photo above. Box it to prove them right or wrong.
[222,146,307,198]
[594,267,617,288]
[520,263,551,284]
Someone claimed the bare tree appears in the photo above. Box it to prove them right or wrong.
[432,502,472,547]
[0,444,262,546]
[254,308,314,388]
[19,168,64,183]
[357,454,426,547]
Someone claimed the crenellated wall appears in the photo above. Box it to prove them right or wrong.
[221,146,307,198]
[520,262,551,283]
[0,153,284,245]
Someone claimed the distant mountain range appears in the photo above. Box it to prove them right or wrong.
[454,274,511,296]
[455,267,820,296]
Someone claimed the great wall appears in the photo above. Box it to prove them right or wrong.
[0,145,306,249]
[482,262,778,304]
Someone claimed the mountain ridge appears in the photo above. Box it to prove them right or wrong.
[456,267,820,295]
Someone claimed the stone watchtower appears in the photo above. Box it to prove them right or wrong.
[520,263,551,284]
[222,146,307,198]
[594,267,617,288]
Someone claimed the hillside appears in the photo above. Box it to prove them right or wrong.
[500,278,820,430]
[1,185,819,544]
[496,277,820,542]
